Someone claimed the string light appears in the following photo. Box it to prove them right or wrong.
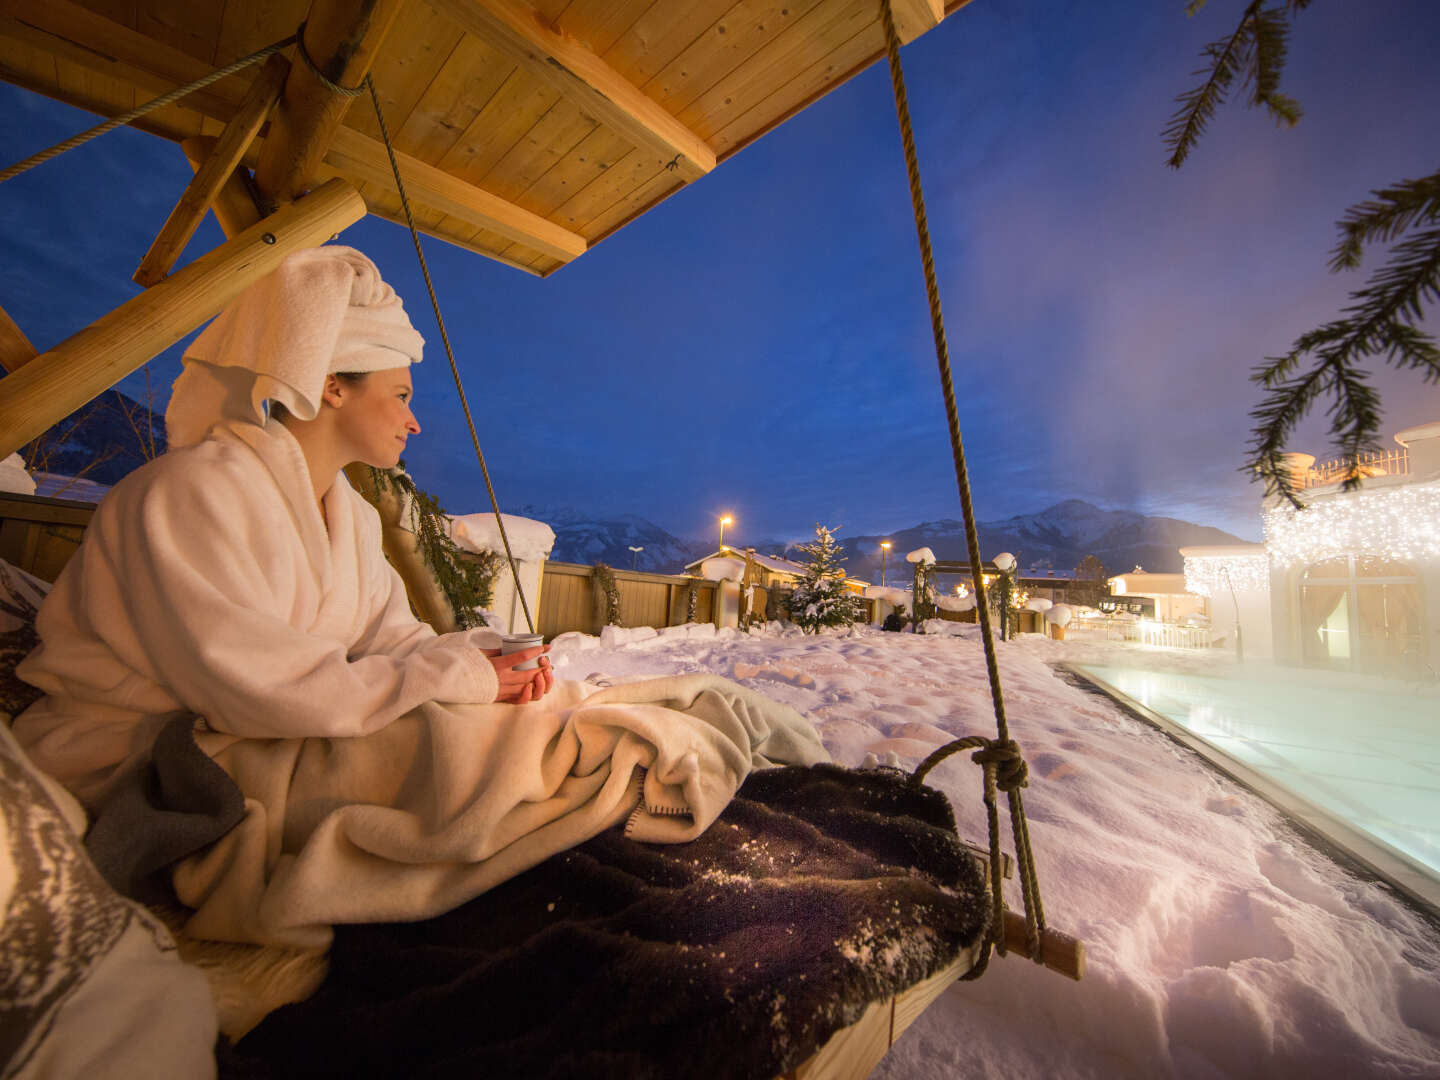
[1184,554,1270,597]
[1263,481,1440,570]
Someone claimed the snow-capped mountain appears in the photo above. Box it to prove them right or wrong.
[512,507,710,573]
[841,499,1248,580]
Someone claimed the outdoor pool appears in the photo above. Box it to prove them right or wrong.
[1070,663,1440,911]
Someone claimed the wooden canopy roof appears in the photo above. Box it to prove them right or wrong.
[0,0,973,459]
[0,0,969,277]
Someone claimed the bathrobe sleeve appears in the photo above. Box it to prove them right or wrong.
[59,451,498,740]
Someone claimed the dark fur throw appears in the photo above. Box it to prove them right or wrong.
[225,764,990,1080]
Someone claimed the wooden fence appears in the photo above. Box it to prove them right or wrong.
[538,562,723,639]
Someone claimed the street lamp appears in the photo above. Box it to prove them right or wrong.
[628,545,644,571]
[718,514,732,551]
[880,541,891,586]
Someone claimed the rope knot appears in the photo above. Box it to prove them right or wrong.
[971,739,1028,792]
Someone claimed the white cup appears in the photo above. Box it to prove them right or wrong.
[500,633,544,670]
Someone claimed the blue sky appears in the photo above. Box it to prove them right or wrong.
[3,0,1438,548]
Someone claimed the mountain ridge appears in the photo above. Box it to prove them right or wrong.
[524,500,1248,577]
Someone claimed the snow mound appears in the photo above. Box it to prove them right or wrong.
[906,547,936,564]
[450,513,556,562]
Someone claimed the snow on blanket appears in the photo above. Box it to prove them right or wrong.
[551,626,1440,1080]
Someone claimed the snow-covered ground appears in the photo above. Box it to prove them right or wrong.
[549,624,1440,1079]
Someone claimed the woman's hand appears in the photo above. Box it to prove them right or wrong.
[485,645,554,704]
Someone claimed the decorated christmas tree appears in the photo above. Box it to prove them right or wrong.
[789,523,860,633]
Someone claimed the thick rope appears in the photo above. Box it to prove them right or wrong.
[363,74,536,634]
[0,36,297,185]
[879,0,1047,962]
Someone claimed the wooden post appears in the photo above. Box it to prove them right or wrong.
[0,178,366,460]
[253,0,407,208]
[179,137,264,238]
[344,464,456,631]
[0,303,38,373]
[134,53,291,286]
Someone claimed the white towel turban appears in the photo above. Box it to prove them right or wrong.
[165,246,424,448]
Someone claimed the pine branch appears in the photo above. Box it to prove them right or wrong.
[1247,225,1440,503]
[1165,2,1307,168]
[1330,171,1440,271]
[1163,1,1262,168]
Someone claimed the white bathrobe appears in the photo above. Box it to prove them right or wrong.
[15,420,827,947]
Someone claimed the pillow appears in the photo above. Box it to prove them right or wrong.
[0,561,47,720]
[1,711,219,1079]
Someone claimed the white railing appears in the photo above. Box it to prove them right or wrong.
[1122,620,1212,650]
[1304,448,1409,489]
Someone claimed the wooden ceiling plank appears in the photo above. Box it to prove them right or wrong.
[643,0,824,118]
[0,302,38,373]
[553,0,650,57]
[599,0,731,88]
[0,177,367,461]
[135,0,227,66]
[577,163,681,240]
[678,0,867,141]
[134,52,289,286]
[180,134,265,236]
[345,0,464,143]
[426,0,716,182]
[0,0,248,122]
[324,124,586,260]
[510,125,633,217]
[434,67,560,185]
[213,0,306,68]
[476,97,598,203]
[710,16,878,156]
[547,143,665,231]
[394,35,513,163]
[253,0,407,206]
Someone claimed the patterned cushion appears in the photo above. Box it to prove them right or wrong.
[1,558,218,1078]
[0,560,46,719]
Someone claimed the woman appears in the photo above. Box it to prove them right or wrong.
[16,247,826,948]
[16,247,550,810]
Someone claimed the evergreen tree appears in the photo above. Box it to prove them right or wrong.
[789,524,860,633]
[1166,1,1440,505]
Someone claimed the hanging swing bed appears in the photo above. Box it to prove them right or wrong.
[0,0,1082,1076]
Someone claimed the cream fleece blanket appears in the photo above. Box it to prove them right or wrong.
[176,675,827,948]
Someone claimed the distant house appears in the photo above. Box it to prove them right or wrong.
[683,549,870,595]
[1106,569,1207,625]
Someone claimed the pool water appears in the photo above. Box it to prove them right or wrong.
[1072,664,1439,902]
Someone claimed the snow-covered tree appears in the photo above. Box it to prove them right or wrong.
[789,524,860,633]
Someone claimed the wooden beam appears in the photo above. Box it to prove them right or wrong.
[425,0,717,183]
[0,179,366,460]
[889,0,945,44]
[0,0,581,265]
[253,0,407,207]
[134,54,290,287]
[180,137,265,238]
[0,302,37,373]
[324,126,586,262]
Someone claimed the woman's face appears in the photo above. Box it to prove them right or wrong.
[333,367,421,469]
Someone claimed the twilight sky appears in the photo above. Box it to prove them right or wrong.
[2,0,1438,549]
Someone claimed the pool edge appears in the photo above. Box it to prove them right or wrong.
[1058,662,1440,920]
